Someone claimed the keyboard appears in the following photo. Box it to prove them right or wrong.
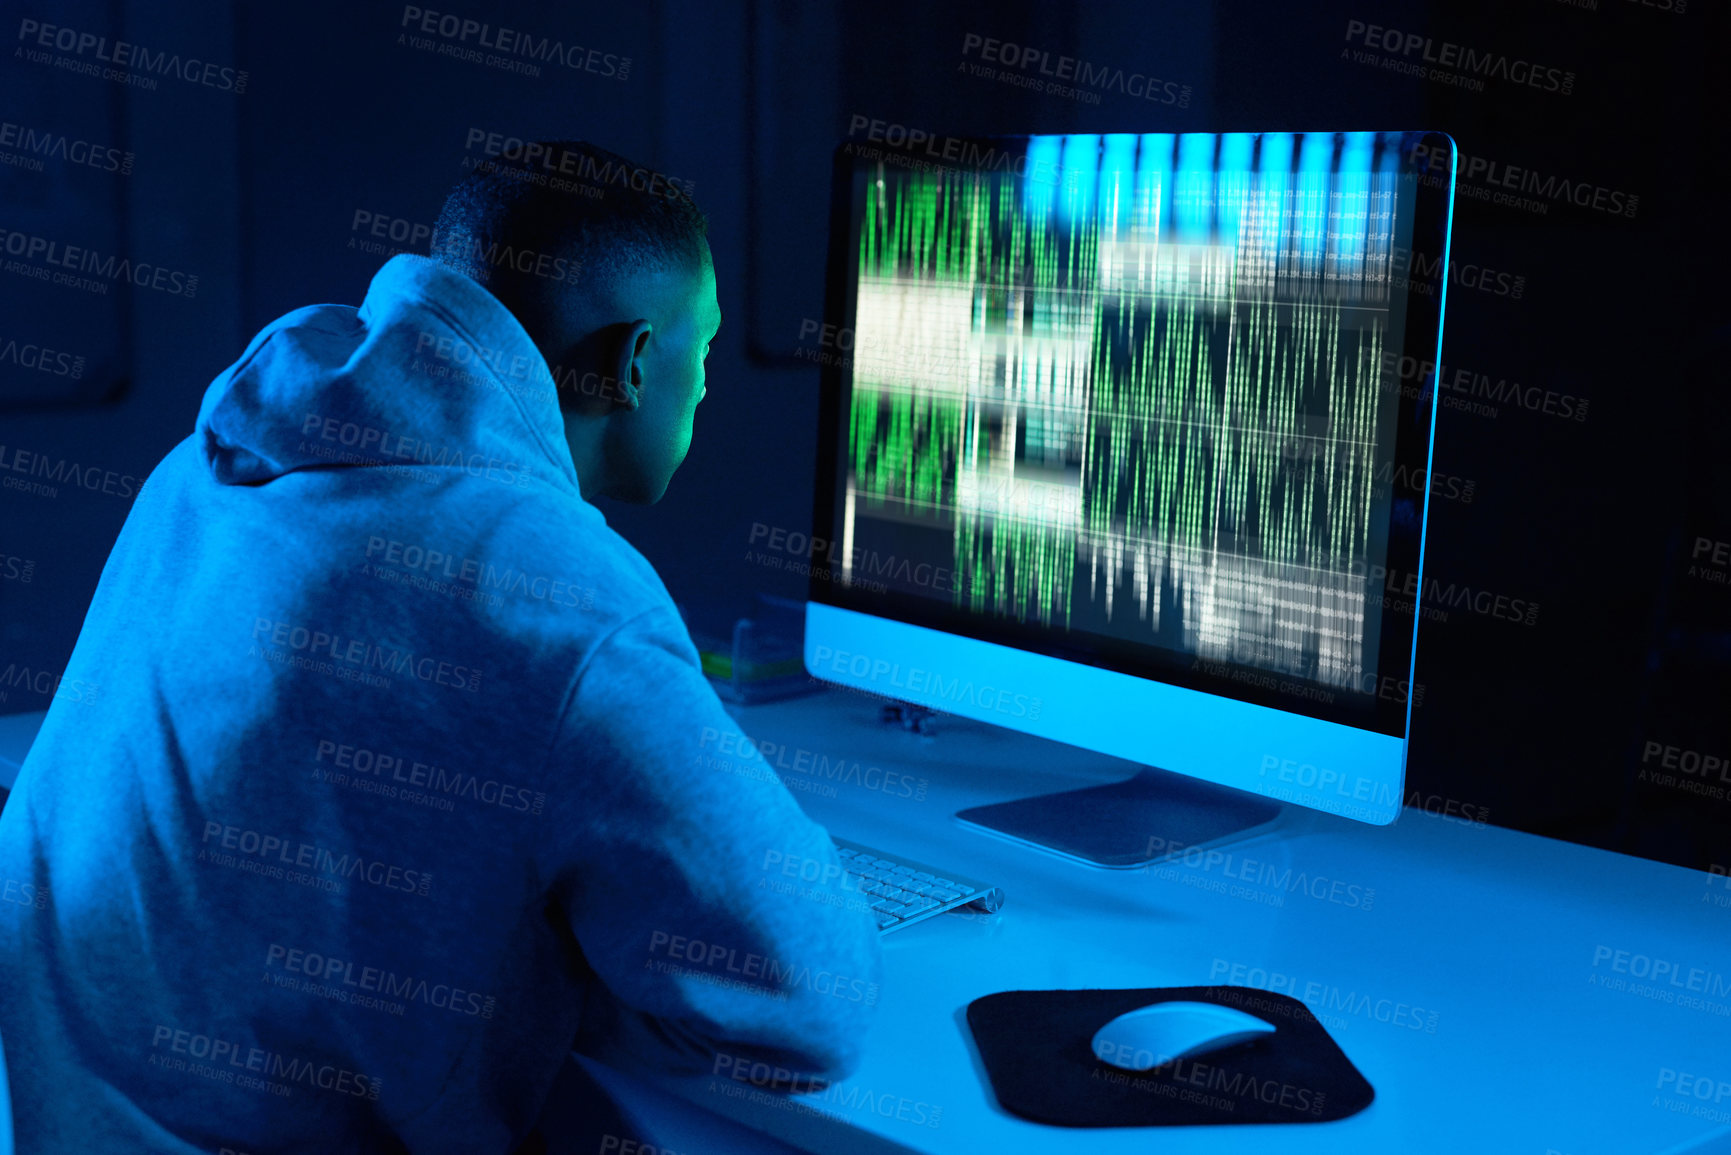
[834,837,1005,934]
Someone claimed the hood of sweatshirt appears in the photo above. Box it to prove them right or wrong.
[195,253,580,495]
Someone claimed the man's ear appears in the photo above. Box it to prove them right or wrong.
[609,319,653,411]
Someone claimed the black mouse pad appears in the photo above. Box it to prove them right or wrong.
[966,985,1374,1126]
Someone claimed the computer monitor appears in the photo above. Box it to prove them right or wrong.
[804,130,1455,866]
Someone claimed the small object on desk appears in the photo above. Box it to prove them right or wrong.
[690,596,815,704]
[1090,1000,1277,1070]
[833,837,1005,933]
[877,701,938,735]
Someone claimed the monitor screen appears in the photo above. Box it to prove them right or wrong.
[811,132,1451,740]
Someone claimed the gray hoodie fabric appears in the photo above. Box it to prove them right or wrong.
[0,254,881,1153]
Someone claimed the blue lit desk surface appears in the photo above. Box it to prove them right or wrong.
[4,698,1729,1155]
[600,688,1731,1155]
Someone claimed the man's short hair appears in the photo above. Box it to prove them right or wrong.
[431,139,708,331]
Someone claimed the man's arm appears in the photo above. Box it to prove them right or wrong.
[542,606,883,1081]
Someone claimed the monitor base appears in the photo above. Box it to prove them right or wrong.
[955,767,1284,870]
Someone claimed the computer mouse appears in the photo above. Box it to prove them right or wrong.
[1091,1000,1277,1071]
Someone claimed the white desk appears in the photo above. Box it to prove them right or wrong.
[6,697,1730,1154]
[601,689,1731,1155]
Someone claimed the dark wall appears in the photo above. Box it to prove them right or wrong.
[2,0,1726,870]
[1202,0,1727,863]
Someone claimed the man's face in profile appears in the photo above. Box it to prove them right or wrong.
[610,254,719,503]
[556,245,721,504]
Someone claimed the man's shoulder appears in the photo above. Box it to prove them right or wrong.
[463,487,677,627]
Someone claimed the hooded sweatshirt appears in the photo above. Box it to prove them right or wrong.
[0,254,882,1154]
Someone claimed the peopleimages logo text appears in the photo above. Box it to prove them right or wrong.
[16,18,249,92]
[299,411,533,488]
[0,337,84,379]
[1413,141,1636,219]
[960,33,1191,105]
[200,822,432,899]
[463,131,693,197]
[0,444,139,498]
[399,6,629,79]
[0,228,198,296]
[647,932,879,1006]
[250,617,483,693]
[149,1025,378,1098]
[845,115,1083,182]
[810,645,1042,720]
[0,120,133,174]
[264,943,495,1018]
[1343,19,1574,94]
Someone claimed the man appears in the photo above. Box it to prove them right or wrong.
[0,141,881,1152]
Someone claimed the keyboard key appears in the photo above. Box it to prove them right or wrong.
[873,859,897,870]
[932,879,954,888]
[911,871,935,883]
[903,897,940,915]
[871,899,900,913]
[875,912,899,929]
